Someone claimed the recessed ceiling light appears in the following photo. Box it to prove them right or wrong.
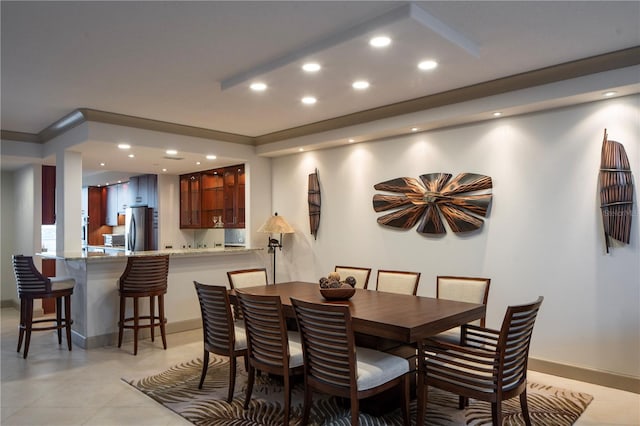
[166,149,178,155]
[348,138,355,143]
[301,96,317,105]
[100,162,105,167]
[118,143,130,150]
[493,112,502,117]
[352,80,370,90]
[128,154,135,158]
[603,91,617,97]
[162,168,167,172]
[411,127,419,132]
[299,148,304,152]
[117,180,122,184]
[196,161,201,165]
[250,82,267,91]
[302,62,321,72]
[369,36,391,47]
[418,60,438,71]
[206,155,217,160]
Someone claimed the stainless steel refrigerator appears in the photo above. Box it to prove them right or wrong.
[125,206,150,251]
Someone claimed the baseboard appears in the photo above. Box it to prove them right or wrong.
[529,357,640,394]
[75,318,202,349]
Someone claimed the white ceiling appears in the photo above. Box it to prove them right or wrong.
[1,1,639,182]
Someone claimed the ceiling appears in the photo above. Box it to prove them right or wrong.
[1,1,639,182]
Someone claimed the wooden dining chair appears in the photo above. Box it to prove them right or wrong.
[375,269,421,295]
[434,275,491,344]
[193,282,247,402]
[117,254,170,355]
[334,266,372,289]
[12,255,75,359]
[235,290,304,425]
[291,298,410,426]
[416,296,544,426]
[227,268,268,319]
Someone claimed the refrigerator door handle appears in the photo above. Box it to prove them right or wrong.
[129,214,136,250]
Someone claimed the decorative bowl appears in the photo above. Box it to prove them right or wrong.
[320,287,356,301]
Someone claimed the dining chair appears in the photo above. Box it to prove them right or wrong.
[334,265,372,289]
[416,296,544,426]
[117,254,170,355]
[193,282,247,402]
[227,268,269,319]
[434,275,491,344]
[291,298,410,426]
[12,255,75,359]
[235,290,304,425]
[375,269,421,295]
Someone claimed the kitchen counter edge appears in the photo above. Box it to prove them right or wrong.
[37,247,262,262]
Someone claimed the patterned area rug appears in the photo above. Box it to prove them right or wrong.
[123,356,593,425]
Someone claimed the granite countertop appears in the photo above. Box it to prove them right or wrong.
[38,246,261,262]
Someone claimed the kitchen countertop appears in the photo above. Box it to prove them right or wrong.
[38,246,262,262]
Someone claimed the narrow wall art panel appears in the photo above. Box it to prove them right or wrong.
[599,129,634,253]
[308,169,321,240]
[373,173,492,235]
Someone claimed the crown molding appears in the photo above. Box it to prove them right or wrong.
[2,46,638,147]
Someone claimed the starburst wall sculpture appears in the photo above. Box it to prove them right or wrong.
[372,173,493,234]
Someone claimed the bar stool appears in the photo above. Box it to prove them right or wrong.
[117,255,170,355]
[12,255,75,359]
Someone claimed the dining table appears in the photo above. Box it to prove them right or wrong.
[229,281,486,344]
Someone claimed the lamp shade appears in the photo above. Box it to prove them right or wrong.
[258,213,294,234]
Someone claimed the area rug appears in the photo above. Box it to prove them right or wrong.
[123,355,593,425]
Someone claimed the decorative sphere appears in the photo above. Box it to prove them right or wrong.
[345,276,356,287]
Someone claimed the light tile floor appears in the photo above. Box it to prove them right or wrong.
[1,307,638,425]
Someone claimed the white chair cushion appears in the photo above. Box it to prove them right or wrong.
[233,324,247,351]
[286,331,304,368]
[230,271,267,288]
[50,277,75,291]
[438,278,488,326]
[335,267,370,289]
[377,272,418,295]
[355,346,410,391]
[432,327,461,344]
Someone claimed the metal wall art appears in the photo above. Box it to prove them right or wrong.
[308,169,321,240]
[373,173,492,234]
[599,129,633,253]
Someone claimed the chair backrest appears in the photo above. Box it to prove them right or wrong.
[118,255,169,293]
[227,268,268,289]
[193,282,236,355]
[376,269,421,295]
[334,266,372,289]
[291,298,357,390]
[12,255,50,294]
[235,290,293,373]
[437,276,491,327]
[496,296,544,392]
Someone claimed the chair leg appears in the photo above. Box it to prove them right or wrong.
[56,296,62,344]
[118,295,125,348]
[133,296,139,355]
[149,295,155,342]
[350,395,359,426]
[283,374,291,425]
[301,386,312,425]
[17,298,25,353]
[244,365,255,409]
[198,351,209,389]
[227,355,237,403]
[400,374,410,426]
[23,298,34,359]
[416,371,426,426]
[64,294,72,351]
[158,294,167,350]
[459,396,469,409]
[520,389,532,426]
[491,401,502,426]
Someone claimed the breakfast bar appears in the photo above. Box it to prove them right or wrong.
[39,247,263,349]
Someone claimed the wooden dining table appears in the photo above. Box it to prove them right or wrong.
[229,281,486,344]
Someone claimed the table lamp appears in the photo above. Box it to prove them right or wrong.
[257,212,294,284]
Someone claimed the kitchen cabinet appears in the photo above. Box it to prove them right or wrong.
[223,165,245,228]
[42,165,56,225]
[129,174,157,207]
[201,169,224,228]
[180,173,201,228]
[179,164,244,229]
[87,186,106,245]
[105,182,129,226]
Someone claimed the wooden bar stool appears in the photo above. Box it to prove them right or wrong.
[12,255,75,359]
[117,255,170,355]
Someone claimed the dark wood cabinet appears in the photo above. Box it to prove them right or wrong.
[41,259,56,314]
[87,186,107,245]
[180,173,201,228]
[179,164,244,229]
[42,165,56,225]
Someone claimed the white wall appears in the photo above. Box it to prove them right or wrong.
[1,171,17,302]
[271,95,640,379]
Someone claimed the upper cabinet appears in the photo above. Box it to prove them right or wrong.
[180,164,245,229]
[42,165,56,225]
[129,174,157,207]
[105,182,129,226]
